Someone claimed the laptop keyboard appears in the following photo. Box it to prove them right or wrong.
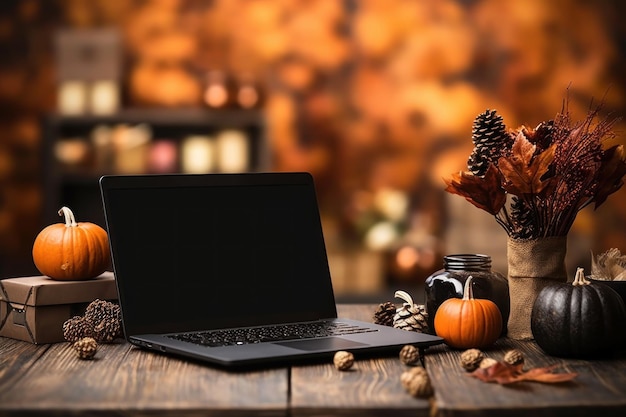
[167,320,377,347]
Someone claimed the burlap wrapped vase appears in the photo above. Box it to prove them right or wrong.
[506,236,568,340]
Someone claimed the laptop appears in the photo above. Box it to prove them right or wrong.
[99,172,442,368]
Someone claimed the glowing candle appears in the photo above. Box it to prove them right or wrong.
[182,135,215,173]
[216,129,249,173]
[58,81,87,115]
[90,80,119,115]
[148,140,178,173]
[113,123,151,173]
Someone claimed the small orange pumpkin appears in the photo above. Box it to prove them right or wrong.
[433,275,502,349]
[32,206,110,280]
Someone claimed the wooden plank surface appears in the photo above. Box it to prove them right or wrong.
[426,338,626,417]
[289,304,432,417]
[0,338,50,394]
[0,338,287,417]
[3,304,626,417]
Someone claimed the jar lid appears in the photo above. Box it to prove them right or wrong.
[443,254,492,270]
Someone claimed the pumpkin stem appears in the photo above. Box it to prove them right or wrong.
[572,267,590,286]
[58,206,77,227]
[394,290,414,307]
[462,276,475,301]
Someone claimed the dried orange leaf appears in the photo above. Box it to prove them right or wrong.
[444,164,506,215]
[469,361,577,385]
[498,134,555,196]
[469,362,521,384]
[515,365,578,383]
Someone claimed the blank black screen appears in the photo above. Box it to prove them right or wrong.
[101,173,337,336]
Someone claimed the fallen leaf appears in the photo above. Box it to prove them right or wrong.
[470,362,522,384]
[515,365,578,383]
[469,361,577,385]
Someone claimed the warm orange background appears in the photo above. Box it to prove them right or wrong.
[1,0,625,298]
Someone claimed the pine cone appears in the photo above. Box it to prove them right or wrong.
[85,299,121,323]
[373,301,396,326]
[468,109,512,176]
[85,299,122,343]
[393,291,429,333]
[510,196,534,239]
[63,316,94,342]
[93,317,122,343]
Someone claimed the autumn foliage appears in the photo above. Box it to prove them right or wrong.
[469,361,577,385]
[445,95,626,239]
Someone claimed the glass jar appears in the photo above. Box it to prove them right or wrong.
[424,254,509,335]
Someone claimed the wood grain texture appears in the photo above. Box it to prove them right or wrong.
[289,304,431,417]
[0,337,50,394]
[2,304,626,417]
[0,339,287,417]
[426,338,626,417]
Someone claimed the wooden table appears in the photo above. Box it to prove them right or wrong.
[1,304,625,417]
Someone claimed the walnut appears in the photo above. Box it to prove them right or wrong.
[460,348,484,372]
[399,345,420,366]
[333,350,355,371]
[479,357,498,369]
[401,366,433,398]
[503,349,524,366]
[73,337,98,360]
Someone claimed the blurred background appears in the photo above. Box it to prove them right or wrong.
[1,0,626,302]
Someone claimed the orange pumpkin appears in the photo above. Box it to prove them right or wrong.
[433,275,502,349]
[32,206,110,280]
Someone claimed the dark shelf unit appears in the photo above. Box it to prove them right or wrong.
[41,108,267,229]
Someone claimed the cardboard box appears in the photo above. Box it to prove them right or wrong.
[0,272,117,344]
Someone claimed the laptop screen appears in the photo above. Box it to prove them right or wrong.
[100,173,337,336]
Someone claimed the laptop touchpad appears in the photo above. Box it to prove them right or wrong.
[275,337,367,351]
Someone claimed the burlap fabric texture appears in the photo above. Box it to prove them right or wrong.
[506,236,567,340]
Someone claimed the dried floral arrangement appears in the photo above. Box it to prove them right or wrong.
[590,248,626,281]
[445,96,626,239]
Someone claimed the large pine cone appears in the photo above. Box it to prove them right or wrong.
[84,299,122,342]
[393,291,429,333]
[468,109,512,177]
[94,317,122,343]
[85,299,121,323]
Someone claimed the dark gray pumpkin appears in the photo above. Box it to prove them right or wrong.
[531,268,626,358]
